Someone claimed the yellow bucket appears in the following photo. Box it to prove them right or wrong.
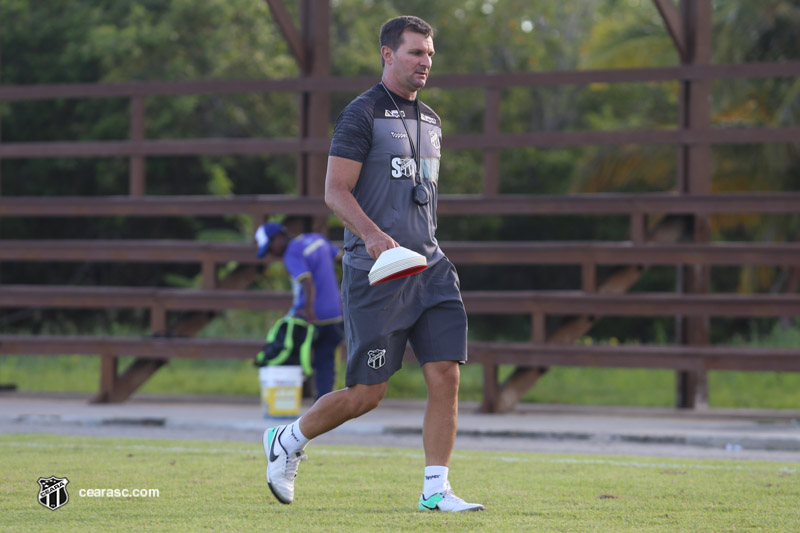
[259,365,303,418]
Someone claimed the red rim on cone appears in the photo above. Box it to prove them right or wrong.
[368,246,427,286]
[369,264,427,285]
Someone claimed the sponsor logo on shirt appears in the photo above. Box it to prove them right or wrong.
[385,109,406,118]
[391,157,416,178]
[390,156,440,181]
[390,131,408,139]
[420,113,437,125]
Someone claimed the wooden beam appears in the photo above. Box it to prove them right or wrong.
[15,190,800,218]
[7,239,800,267]
[466,342,800,372]
[10,284,800,318]
[3,62,800,102]
[0,137,332,158]
[4,126,800,160]
[264,0,307,71]
[653,0,686,60]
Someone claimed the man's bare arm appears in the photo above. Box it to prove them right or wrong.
[298,276,317,322]
[324,155,397,259]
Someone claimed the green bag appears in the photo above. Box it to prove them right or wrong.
[254,316,315,377]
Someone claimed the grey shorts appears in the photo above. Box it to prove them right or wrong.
[341,257,467,387]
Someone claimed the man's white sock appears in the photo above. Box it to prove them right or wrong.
[279,418,310,454]
[423,465,449,497]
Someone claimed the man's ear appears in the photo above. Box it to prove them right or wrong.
[380,45,393,65]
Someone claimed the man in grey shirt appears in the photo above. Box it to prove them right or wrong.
[262,15,484,513]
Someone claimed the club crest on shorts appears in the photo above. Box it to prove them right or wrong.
[37,476,69,511]
[367,349,386,369]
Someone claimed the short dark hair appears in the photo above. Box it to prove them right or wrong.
[379,16,433,66]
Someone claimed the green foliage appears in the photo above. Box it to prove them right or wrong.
[1,0,299,201]
[573,1,800,298]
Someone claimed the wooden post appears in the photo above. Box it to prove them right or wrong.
[201,260,217,290]
[300,0,331,234]
[150,305,167,336]
[129,96,146,196]
[102,358,167,403]
[0,33,3,197]
[479,362,499,413]
[0,36,3,283]
[93,354,119,403]
[581,262,597,293]
[483,88,501,196]
[675,0,712,409]
[630,212,646,243]
[533,312,546,343]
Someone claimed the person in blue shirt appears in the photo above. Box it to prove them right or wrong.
[255,222,344,399]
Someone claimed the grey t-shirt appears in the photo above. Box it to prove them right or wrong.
[329,83,445,271]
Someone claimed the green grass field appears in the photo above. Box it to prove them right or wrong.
[3,433,799,532]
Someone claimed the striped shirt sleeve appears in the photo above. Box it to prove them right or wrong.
[329,96,373,163]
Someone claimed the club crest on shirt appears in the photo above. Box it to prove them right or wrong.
[428,130,441,150]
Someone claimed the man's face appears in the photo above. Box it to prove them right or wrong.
[384,29,435,94]
[268,234,288,257]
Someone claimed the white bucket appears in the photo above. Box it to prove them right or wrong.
[259,365,303,418]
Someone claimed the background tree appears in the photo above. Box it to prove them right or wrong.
[578,0,800,298]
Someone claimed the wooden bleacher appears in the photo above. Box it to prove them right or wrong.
[3,227,800,407]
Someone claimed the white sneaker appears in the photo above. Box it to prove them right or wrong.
[263,426,307,504]
[418,487,485,512]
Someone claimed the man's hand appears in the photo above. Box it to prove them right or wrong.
[298,305,317,323]
[363,230,399,260]
[326,156,396,260]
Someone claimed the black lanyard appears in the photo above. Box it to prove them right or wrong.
[381,82,429,206]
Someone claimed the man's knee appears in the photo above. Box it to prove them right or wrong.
[347,382,387,416]
[423,361,460,392]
